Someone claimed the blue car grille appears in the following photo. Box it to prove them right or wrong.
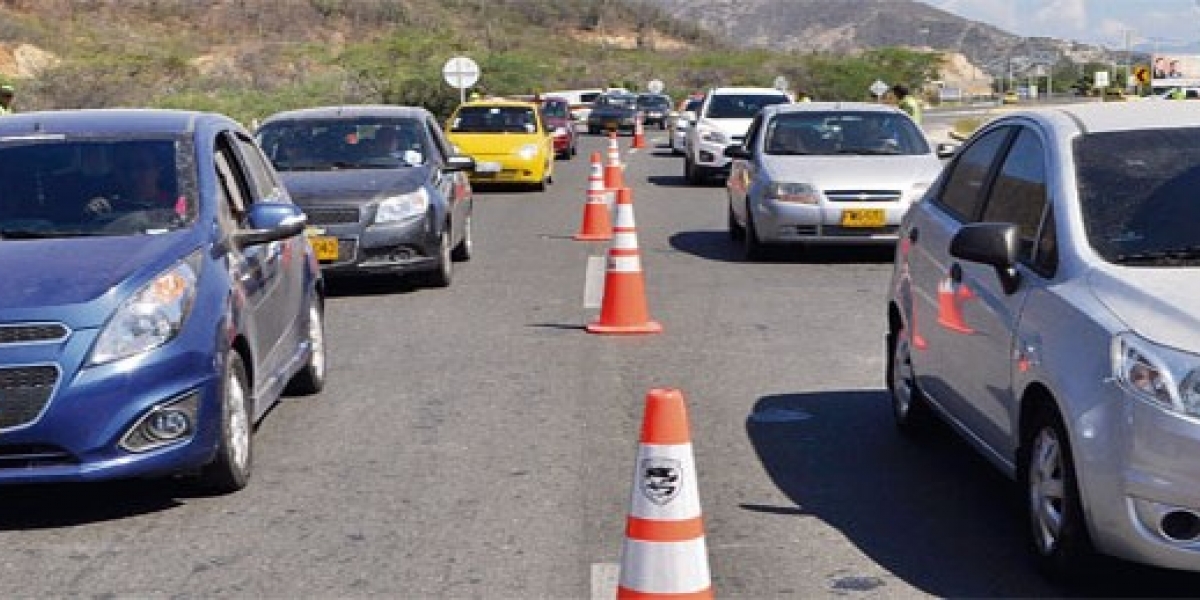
[304,207,362,225]
[0,444,75,468]
[0,365,59,429]
[0,323,69,345]
[825,190,902,203]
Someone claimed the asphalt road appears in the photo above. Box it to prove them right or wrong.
[1,129,1198,599]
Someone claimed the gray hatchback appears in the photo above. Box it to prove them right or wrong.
[887,102,1200,579]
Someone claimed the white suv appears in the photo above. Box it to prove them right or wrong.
[684,86,791,185]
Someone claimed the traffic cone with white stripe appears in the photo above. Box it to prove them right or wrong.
[574,152,613,241]
[632,111,647,149]
[604,131,624,197]
[617,388,712,599]
[587,187,662,335]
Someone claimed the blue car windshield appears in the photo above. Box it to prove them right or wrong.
[257,117,427,172]
[0,137,195,239]
[1077,127,1200,265]
[764,112,931,156]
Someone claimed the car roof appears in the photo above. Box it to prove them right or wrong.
[0,108,227,136]
[457,99,539,109]
[1004,102,1200,134]
[764,102,905,117]
[708,87,790,96]
[260,105,431,124]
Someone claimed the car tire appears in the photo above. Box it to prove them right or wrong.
[728,200,745,241]
[886,318,934,435]
[451,211,473,262]
[198,351,253,494]
[685,155,701,185]
[1020,404,1097,582]
[743,206,766,261]
[421,227,453,288]
[284,295,326,396]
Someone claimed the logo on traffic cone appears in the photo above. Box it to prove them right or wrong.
[632,111,647,149]
[575,152,613,241]
[587,188,662,335]
[617,388,712,599]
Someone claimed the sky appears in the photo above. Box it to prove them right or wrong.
[926,0,1200,51]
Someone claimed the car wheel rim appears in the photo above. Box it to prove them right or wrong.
[308,302,325,380]
[227,369,250,471]
[1028,426,1066,555]
[891,333,915,417]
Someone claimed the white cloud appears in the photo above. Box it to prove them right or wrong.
[1033,0,1087,37]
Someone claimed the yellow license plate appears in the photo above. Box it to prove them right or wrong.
[840,208,886,228]
[308,235,339,261]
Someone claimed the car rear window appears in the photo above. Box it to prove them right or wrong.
[1076,127,1200,264]
[706,94,790,119]
[449,106,538,134]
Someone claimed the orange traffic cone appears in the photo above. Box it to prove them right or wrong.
[574,152,613,241]
[632,111,647,149]
[604,131,624,194]
[617,388,713,599]
[587,188,662,335]
[936,277,974,334]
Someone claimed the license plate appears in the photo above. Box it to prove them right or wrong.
[308,235,339,261]
[840,208,886,228]
[476,161,502,173]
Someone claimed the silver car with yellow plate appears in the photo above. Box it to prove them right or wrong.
[725,102,944,260]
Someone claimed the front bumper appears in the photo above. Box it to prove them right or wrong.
[0,329,225,484]
[306,213,438,276]
[1074,388,1200,571]
[692,140,733,169]
[748,197,905,245]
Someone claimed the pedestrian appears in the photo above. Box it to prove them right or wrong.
[0,84,15,115]
[892,84,921,125]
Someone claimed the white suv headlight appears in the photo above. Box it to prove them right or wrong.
[90,255,199,366]
[1113,332,1200,417]
[375,189,430,224]
[697,124,729,146]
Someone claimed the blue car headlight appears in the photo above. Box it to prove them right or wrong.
[90,254,199,366]
[374,188,430,224]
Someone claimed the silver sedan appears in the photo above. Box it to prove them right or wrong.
[725,102,945,260]
[887,101,1200,580]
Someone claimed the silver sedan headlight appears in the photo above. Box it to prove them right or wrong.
[90,254,199,365]
[1113,332,1200,417]
[766,182,820,205]
[697,124,729,146]
[375,188,430,224]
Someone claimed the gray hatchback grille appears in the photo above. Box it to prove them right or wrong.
[304,207,361,225]
[825,190,902,203]
[0,323,69,345]
[0,365,59,429]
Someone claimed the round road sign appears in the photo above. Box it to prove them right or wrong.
[647,79,664,94]
[869,79,889,98]
[442,56,480,90]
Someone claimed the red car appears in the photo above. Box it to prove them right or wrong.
[540,96,578,160]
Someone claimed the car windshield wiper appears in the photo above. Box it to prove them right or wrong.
[1115,245,1200,264]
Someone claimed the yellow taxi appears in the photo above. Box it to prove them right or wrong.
[446,99,554,190]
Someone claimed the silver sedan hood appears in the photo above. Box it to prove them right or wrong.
[1088,267,1200,351]
[760,154,942,189]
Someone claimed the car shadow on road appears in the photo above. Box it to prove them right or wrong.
[669,230,896,264]
[0,480,201,529]
[744,390,1200,598]
[324,275,424,298]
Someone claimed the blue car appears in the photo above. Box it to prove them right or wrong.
[0,109,326,493]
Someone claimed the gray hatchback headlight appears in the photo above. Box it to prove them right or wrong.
[1113,332,1200,417]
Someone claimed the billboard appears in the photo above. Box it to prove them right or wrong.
[1152,54,1200,88]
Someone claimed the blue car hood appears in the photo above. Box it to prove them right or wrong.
[0,233,194,323]
[281,168,427,203]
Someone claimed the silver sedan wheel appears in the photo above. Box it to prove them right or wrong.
[1028,426,1066,555]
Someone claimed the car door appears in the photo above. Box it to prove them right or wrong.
[727,114,764,226]
[947,126,1054,456]
[424,115,467,238]
[904,125,1015,423]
